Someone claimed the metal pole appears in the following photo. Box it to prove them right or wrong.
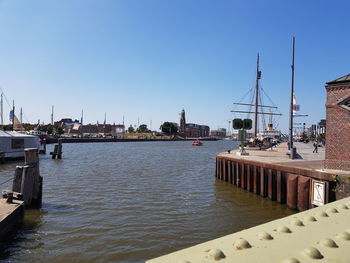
[254,53,260,138]
[51,105,54,125]
[289,37,295,159]
[0,92,3,126]
[12,100,15,130]
[81,109,83,138]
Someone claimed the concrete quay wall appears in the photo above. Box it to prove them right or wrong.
[215,143,350,211]
[215,155,334,211]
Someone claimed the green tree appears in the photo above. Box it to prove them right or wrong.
[301,132,308,142]
[41,124,53,134]
[160,122,178,135]
[56,126,64,135]
[136,124,150,133]
[128,125,135,133]
[317,133,325,142]
[2,124,12,131]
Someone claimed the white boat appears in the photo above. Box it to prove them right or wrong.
[257,124,282,141]
[0,130,40,159]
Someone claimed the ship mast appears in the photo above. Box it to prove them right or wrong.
[0,92,3,127]
[12,100,15,130]
[289,37,295,158]
[231,53,281,138]
[254,53,261,138]
[20,107,23,124]
[51,105,54,126]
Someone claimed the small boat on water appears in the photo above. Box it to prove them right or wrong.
[192,140,203,146]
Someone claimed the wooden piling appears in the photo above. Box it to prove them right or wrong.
[267,169,277,200]
[260,167,267,197]
[223,159,227,182]
[241,163,247,189]
[235,162,240,187]
[228,160,233,184]
[297,176,311,211]
[12,166,24,193]
[246,164,252,192]
[10,148,43,208]
[50,139,63,159]
[276,171,282,203]
[232,161,237,185]
[287,174,298,210]
[219,159,223,180]
[39,139,47,154]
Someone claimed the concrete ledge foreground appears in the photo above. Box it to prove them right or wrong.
[0,199,24,240]
[147,197,350,263]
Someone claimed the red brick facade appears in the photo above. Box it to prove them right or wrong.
[325,75,350,171]
[179,109,210,138]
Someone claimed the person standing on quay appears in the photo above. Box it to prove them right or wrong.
[313,140,318,153]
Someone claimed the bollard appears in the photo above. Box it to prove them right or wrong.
[6,191,13,203]
[57,139,62,159]
[39,139,47,154]
[11,148,43,208]
[50,139,63,159]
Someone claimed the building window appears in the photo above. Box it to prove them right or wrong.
[12,139,24,149]
[339,97,350,111]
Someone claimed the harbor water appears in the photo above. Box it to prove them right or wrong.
[0,141,295,262]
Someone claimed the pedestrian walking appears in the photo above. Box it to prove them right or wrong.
[313,141,318,153]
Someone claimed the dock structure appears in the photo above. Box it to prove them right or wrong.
[215,142,350,211]
[0,148,42,240]
[0,199,23,240]
[146,196,350,263]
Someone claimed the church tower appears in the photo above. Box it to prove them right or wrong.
[179,109,186,137]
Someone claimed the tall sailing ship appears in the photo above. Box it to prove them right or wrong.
[231,54,282,146]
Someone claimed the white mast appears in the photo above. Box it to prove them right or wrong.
[0,92,3,126]
[51,105,54,125]
[20,107,23,124]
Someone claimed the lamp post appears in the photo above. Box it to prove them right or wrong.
[289,36,295,159]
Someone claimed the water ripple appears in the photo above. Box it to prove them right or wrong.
[0,141,296,262]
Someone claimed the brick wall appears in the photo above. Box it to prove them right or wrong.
[325,82,350,171]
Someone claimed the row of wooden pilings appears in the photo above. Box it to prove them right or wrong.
[3,148,43,208]
[215,156,335,211]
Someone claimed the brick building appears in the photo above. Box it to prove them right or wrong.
[325,74,350,171]
[179,109,209,138]
[210,128,227,138]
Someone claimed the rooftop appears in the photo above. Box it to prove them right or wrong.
[326,73,350,85]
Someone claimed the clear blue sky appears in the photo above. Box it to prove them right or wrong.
[0,0,349,132]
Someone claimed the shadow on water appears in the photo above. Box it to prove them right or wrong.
[0,209,44,261]
[213,179,297,232]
